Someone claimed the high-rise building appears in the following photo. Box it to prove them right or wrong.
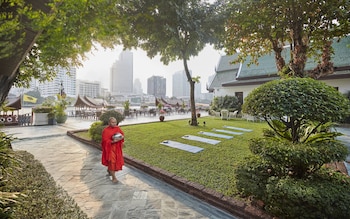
[133,78,143,94]
[147,76,166,98]
[110,50,133,95]
[77,80,101,98]
[172,70,190,98]
[38,66,76,97]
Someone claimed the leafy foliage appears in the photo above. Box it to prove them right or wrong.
[248,138,348,178]
[210,95,241,112]
[3,151,89,219]
[0,132,19,218]
[243,78,350,142]
[6,0,127,89]
[265,170,350,218]
[98,110,125,126]
[88,121,104,143]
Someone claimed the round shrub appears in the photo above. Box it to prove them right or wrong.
[243,78,350,142]
[99,110,125,125]
[88,121,104,143]
[243,78,350,122]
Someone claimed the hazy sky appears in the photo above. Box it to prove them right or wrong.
[76,44,225,97]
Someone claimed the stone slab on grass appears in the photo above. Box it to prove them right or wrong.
[160,140,204,153]
[182,135,221,145]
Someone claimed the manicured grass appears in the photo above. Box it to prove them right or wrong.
[121,117,268,197]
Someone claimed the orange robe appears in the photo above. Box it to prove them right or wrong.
[101,126,125,171]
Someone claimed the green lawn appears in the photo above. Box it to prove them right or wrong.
[120,117,268,197]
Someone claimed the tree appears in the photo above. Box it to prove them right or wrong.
[224,0,350,78]
[117,0,226,126]
[1,0,126,103]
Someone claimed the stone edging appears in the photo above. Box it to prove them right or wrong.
[67,130,273,219]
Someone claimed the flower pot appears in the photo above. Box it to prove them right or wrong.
[159,115,165,122]
[48,118,57,125]
[56,114,67,124]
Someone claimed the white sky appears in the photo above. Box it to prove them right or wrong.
[76,44,225,97]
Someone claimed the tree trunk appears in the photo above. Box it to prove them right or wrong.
[271,40,286,72]
[0,70,17,104]
[308,40,334,79]
[183,58,198,126]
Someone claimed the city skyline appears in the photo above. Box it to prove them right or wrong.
[76,44,225,97]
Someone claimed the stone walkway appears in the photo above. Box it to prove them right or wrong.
[3,114,240,219]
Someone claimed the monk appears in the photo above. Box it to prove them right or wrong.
[101,117,125,183]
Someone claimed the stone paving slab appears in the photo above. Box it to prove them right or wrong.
[182,135,221,145]
[160,140,204,153]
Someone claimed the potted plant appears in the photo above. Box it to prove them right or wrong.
[196,109,201,118]
[123,100,130,117]
[157,102,165,121]
[54,94,68,124]
[159,109,165,122]
[47,111,57,125]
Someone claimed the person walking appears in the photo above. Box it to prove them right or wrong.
[101,117,125,183]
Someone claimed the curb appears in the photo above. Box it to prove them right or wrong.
[67,130,273,219]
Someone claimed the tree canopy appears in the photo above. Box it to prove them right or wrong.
[117,0,226,125]
[224,0,350,78]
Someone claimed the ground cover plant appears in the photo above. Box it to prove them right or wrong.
[1,150,88,219]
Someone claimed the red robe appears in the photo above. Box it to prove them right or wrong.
[101,125,125,171]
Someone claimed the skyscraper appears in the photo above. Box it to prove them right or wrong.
[133,78,143,94]
[172,70,190,98]
[147,76,166,98]
[110,50,133,95]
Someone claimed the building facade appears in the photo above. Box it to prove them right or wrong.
[147,76,166,98]
[77,80,101,98]
[110,50,133,95]
[36,66,77,97]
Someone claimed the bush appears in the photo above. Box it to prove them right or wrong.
[88,121,104,143]
[265,170,350,218]
[32,106,53,113]
[210,95,241,112]
[248,138,348,178]
[234,156,271,199]
[98,110,125,125]
[89,110,125,142]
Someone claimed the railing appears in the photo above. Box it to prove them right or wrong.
[0,114,32,126]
